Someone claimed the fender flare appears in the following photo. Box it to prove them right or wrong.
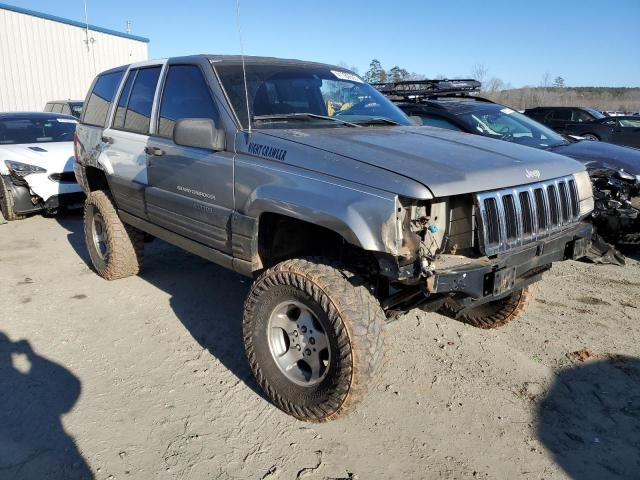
[242,182,399,255]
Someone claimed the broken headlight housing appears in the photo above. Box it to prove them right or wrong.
[573,170,595,217]
[4,160,46,177]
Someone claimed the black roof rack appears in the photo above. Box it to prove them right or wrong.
[372,79,482,99]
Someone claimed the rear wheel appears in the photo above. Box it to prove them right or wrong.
[582,133,600,141]
[443,285,536,329]
[84,190,144,280]
[243,257,385,422]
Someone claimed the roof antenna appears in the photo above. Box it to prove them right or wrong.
[82,0,97,75]
[235,0,251,132]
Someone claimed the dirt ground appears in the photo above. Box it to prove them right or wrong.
[1,211,639,480]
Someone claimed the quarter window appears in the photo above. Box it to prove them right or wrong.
[82,70,125,127]
[157,65,219,138]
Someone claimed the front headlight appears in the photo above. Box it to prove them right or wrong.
[573,170,594,217]
[4,160,46,177]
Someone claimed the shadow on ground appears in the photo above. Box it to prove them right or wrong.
[56,211,265,401]
[0,332,93,479]
[537,356,640,479]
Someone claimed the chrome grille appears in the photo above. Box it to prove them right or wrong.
[476,175,580,256]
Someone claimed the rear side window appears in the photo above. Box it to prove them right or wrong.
[44,103,53,112]
[549,110,571,121]
[114,66,161,134]
[82,70,125,127]
[113,71,137,129]
[52,103,63,113]
[157,65,219,138]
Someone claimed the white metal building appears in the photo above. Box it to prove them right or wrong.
[0,2,149,112]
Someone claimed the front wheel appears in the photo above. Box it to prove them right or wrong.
[582,133,600,141]
[243,257,385,422]
[0,177,23,221]
[442,285,536,329]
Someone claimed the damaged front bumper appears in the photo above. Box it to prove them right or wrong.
[426,222,592,309]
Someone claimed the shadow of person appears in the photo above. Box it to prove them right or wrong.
[0,332,93,479]
[537,356,640,479]
[56,210,266,401]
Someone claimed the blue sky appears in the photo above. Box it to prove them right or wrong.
[13,0,640,87]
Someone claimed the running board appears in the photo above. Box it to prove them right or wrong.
[118,210,253,277]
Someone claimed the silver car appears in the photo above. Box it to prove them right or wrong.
[74,55,593,421]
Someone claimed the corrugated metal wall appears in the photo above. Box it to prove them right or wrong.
[0,8,148,111]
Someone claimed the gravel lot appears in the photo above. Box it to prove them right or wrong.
[1,211,639,480]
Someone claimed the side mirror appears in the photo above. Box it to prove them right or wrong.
[173,118,225,151]
[409,116,423,126]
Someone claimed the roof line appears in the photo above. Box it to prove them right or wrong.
[0,2,150,43]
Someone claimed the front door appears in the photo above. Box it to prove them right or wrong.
[146,64,234,253]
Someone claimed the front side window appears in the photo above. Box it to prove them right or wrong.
[120,67,161,134]
[455,104,568,148]
[619,118,640,128]
[83,70,125,127]
[215,63,411,129]
[573,110,594,123]
[157,65,220,138]
[417,114,463,131]
[0,116,78,144]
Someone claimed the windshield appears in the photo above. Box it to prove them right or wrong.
[0,116,77,144]
[453,104,569,148]
[214,63,412,129]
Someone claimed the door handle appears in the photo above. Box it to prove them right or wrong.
[144,146,165,156]
[101,135,114,144]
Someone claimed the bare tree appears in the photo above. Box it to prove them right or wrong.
[470,64,489,84]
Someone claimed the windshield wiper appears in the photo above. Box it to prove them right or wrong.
[253,113,361,127]
[350,117,402,126]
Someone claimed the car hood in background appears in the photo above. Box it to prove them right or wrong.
[260,126,585,197]
[551,140,640,176]
[0,142,75,173]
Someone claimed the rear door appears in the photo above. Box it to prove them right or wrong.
[145,63,234,253]
[546,109,572,132]
[101,63,163,218]
[612,118,640,147]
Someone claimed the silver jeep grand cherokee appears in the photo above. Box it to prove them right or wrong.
[74,55,593,421]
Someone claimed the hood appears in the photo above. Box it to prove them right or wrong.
[0,142,75,175]
[551,140,640,176]
[259,126,585,197]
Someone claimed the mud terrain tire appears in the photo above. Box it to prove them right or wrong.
[443,285,536,329]
[84,190,144,280]
[243,257,385,422]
